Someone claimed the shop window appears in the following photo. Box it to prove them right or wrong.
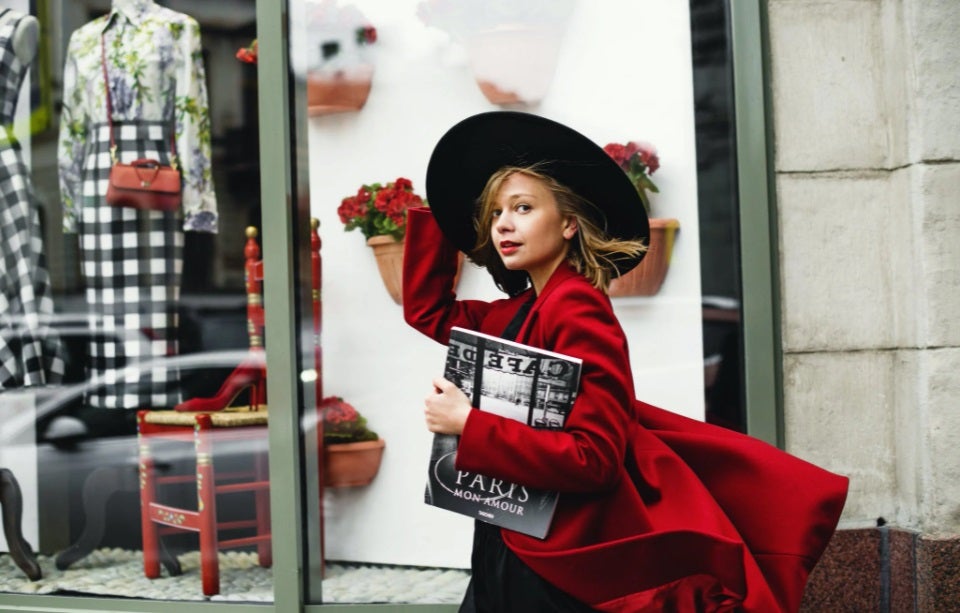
[286,0,754,606]
[0,0,273,603]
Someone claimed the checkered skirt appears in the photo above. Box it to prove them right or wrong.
[78,121,183,409]
[0,142,66,388]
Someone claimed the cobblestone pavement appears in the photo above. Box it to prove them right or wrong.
[0,549,469,604]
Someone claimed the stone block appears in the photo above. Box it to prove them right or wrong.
[905,0,960,161]
[917,533,960,611]
[889,528,918,613]
[915,164,960,347]
[893,350,923,524]
[921,349,960,532]
[783,351,897,520]
[802,527,960,611]
[800,528,881,612]
[769,0,907,171]
[778,171,915,353]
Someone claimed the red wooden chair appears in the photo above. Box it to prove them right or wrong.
[136,220,323,595]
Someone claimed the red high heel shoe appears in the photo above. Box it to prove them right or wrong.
[176,353,266,412]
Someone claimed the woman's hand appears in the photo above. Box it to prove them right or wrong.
[424,377,472,435]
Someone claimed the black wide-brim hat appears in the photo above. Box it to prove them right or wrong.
[425,111,650,275]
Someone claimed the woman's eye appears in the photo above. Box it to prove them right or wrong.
[516,203,531,213]
[491,209,502,218]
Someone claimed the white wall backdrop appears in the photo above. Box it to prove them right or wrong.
[301,0,702,568]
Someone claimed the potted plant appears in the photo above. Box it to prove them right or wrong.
[603,141,680,297]
[416,0,575,105]
[320,396,385,487]
[306,0,378,115]
[337,177,423,304]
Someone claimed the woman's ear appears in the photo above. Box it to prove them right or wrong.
[562,217,578,240]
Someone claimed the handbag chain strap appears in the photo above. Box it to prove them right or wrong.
[100,30,178,171]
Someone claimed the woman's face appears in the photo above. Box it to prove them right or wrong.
[491,172,577,293]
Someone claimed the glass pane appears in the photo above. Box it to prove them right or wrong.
[291,0,717,606]
[0,0,272,603]
[689,0,746,432]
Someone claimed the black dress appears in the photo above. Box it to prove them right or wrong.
[457,297,595,613]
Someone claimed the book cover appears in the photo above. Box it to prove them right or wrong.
[424,326,582,539]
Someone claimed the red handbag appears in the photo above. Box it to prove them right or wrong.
[105,159,182,212]
[101,34,182,212]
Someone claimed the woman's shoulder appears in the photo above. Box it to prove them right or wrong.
[539,265,611,308]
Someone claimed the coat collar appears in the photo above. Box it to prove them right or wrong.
[513,264,584,343]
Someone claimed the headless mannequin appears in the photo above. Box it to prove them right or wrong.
[53,0,181,574]
[0,9,39,67]
[0,8,42,581]
[112,0,156,19]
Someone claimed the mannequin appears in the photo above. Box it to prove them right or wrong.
[0,8,65,389]
[113,0,154,17]
[57,0,218,409]
[0,7,46,583]
[0,9,38,67]
[50,0,218,569]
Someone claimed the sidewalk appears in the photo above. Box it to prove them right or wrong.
[0,548,470,604]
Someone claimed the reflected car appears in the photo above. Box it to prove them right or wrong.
[0,348,269,564]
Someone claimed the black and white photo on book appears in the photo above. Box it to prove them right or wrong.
[424,327,582,539]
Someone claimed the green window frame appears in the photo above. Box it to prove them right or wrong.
[0,1,776,611]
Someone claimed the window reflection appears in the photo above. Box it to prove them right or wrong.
[0,0,269,602]
[0,0,749,606]
[690,0,746,432]
[296,0,746,606]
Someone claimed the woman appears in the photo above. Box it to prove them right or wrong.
[403,111,848,612]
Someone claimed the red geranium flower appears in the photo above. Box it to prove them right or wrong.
[235,39,258,64]
[320,396,378,444]
[356,25,377,45]
[604,140,660,214]
[337,177,424,241]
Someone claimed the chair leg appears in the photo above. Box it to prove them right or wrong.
[137,427,162,580]
[196,425,220,596]
[254,451,271,568]
[0,468,41,581]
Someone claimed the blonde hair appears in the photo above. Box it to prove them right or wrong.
[471,165,647,293]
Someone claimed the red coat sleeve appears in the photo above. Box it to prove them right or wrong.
[402,206,499,344]
[457,274,636,493]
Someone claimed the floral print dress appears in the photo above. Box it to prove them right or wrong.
[57,0,217,409]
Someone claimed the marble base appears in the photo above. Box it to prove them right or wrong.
[802,526,959,612]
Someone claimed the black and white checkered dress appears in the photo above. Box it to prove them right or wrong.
[76,122,183,409]
[0,11,65,389]
[59,6,220,410]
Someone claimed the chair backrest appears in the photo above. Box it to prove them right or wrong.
[310,218,322,407]
[244,226,266,350]
[243,221,323,408]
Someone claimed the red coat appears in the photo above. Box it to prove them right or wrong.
[403,207,848,612]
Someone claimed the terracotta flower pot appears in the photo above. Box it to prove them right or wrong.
[307,64,374,116]
[367,235,405,304]
[367,235,464,305]
[323,438,385,487]
[465,24,565,106]
[607,218,680,297]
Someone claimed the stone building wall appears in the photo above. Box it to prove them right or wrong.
[766,0,960,609]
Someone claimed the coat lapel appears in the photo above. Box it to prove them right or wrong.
[514,264,583,344]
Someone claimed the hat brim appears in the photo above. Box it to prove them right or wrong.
[425,111,650,275]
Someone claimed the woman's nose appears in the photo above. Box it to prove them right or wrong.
[494,211,512,232]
